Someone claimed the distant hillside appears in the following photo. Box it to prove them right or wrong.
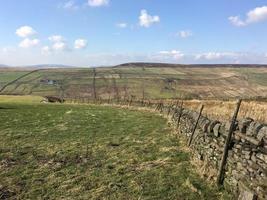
[0,64,9,68]
[115,62,267,68]
[17,64,77,69]
[1,65,267,99]
[0,64,76,69]
[115,62,185,68]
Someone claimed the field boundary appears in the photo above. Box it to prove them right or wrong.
[67,98,267,199]
[0,69,44,93]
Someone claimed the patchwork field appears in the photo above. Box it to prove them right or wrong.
[0,96,233,199]
[1,64,267,100]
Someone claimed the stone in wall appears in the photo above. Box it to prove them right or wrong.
[208,120,220,134]
[200,118,210,132]
[213,123,221,137]
[247,122,264,137]
[239,118,254,134]
[257,126,267,144]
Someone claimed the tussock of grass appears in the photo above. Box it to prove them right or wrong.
[0,101,233,199]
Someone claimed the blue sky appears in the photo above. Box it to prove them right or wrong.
[0,0,267,66]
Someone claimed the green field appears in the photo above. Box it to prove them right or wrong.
[0,71,29,83]
[0,97,233,199]
[1,64,267,100]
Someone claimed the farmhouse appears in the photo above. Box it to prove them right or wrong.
[40,79,58,85]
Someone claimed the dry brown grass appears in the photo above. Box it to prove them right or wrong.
[180,100,267,123]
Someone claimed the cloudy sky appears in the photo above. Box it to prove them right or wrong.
[1,0,267,66]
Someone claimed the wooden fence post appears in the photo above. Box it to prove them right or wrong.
[176,101,184,129]
[188,105,204,146]
[217,99,242,185]
[129,97,132,106]
[167,103,172,116]
[159,102,163,113]
[155,102,160,111]
[171,101,179,120]
[92,68,97,101]
[141,99,144,107]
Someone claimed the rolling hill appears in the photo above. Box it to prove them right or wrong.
[0,63,267,100]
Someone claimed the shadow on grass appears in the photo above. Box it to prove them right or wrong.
[0,107,15,110]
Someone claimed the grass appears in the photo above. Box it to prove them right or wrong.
[0,71,29,83]
[0,96,233,199]
[1,66,267,100]
[0,95,42,103]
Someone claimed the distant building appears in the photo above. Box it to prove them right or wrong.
[40,79,58,85]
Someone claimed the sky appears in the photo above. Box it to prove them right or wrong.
[0,0,267,66]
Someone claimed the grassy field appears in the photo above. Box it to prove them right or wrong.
[1,64,267,99]
[0,96,233,199]
[0,71,29,83]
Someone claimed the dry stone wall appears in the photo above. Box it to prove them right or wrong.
[129,101,267,199]
[161,104,267,199]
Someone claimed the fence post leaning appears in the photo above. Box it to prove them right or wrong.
[92,68,97,101]
[176,101,184,129]
[167,104,172,116]
[160,102,164,113]
[155,102,160,111]
[188,105,204,146]
[217,99,242,185]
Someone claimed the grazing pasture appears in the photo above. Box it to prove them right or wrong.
[1,64,267,100]
[0,96,233,199]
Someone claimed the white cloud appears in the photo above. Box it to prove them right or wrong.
[195,52,238,60]
[48,35,68,51]
[19,38,40,48]
[229,6,267,27]
[74,39,88,49]
[139,9,160,28]
[158,50,185,60]
[52,42,68,51]
[116,23,127,28]
[48,35,64,42]
[1,50,267,66]
[177,30,193,38]
[247,6,267,23]
[63,1,79,10]
[228,16,246,27]
[88,0,109,7]
[41,46,51,55]
[16,26,37,38]
[193,52,267,64]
